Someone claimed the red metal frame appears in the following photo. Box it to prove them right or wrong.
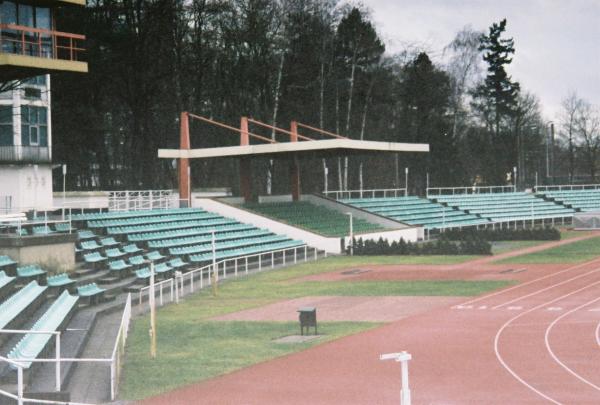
[0,24,85,61]
[187,113,276,144]
[247,118,314,142]
[296,122,348,140]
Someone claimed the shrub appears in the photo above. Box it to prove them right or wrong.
[442,227,560,241]
[348,235,492,256]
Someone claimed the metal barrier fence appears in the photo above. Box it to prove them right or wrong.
[137,246,323,307]
[322,188,407,200]
[535,184,600,192]
[0,294,132,405]
[426,185,516,196]
[108,190,175,212]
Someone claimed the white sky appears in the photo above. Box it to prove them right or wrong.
[361,0,600,120]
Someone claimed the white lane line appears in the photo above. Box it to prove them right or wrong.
[595,320,600,347]
[507,306,523,310]
[547,307,562,311]
[454,257,600,308]
[544,296,600,391]
[492,267,600,310]
[494,278,600,405]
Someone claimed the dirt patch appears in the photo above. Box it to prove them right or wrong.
[212,295,463,323]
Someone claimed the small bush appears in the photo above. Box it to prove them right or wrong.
[349,235,492,256]
[442,227,560,241]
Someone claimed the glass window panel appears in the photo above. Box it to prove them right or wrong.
[17,4,33,27]
[0,125,12,146]
[34,7,50,30]
[0,106,12,124]
[30,107,38,124]
[21,125,29,145]
[39,107,47,124]
[1,2,17,25]
[29,126,38,145]
[39,125,47,146]
[20,106,29,124]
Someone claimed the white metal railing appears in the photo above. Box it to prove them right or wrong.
[323,188,407,200]
[0,214,72,237]
[426,185,516,196]
[535,184,600,192]
[108,190,175,212]
[0,294,132,404]
[138,246,321,306]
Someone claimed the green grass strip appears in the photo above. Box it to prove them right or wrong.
[496,235,600,264]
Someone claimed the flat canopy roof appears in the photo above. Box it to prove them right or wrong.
[159,139,429,160]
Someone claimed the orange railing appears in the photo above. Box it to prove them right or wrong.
[0,24,85,62]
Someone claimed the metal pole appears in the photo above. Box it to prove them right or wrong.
[513,166,517,192]
[55,333,61,391]
[346,212,354,256]
[405,167,409,196]
[149,261,156,359]
[17,366,23,405]
[62,164,66,220]
[211,230,217,296]
[400,357,411,405]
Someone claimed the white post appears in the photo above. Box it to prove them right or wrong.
[149,261,156,358]
[62,164,67,220]
[405,167,409,196]
[380,351,412,405]
[513,166,517,192]
[346,212,353,255]
[17,366,23,405]
[55,332,61,391]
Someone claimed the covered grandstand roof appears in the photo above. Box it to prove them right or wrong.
[158,138,429,160]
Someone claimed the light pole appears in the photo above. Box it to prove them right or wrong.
[405,167,409,196]
[345,212,353,256]
[545,121,553,182]
[211,230,218,296]
[149,260,156,359]
[513,166,517,192]
[61,164,66,219]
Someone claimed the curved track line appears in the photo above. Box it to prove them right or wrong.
[494,279,600,404]
[595,320,600,347]
[492,267,600,309]
[544,295,600,391]
[454,257,600,308]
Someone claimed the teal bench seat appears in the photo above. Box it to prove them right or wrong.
[32,226,54,235]
[77,283,106,304]
[146,251,165,261]
[77,230,96,240]
[129,255,146,266]
[0,255,17,269]
[80,240,102,251]
[47,273,75,288]
[54,223,72,233]
[123,244,142,254]
[168,258,187,269]
[7,290,79,369]
[0,281,47,330]
[135,268,151,280]
[105,248,126,259]
[100,237,120,247]
[109,260,131,272]
[16,265,46,279]
[83,252,107,264]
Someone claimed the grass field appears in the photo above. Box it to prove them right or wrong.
[119,255,510,399]
[490,240,545,254]
[496,235,600,264]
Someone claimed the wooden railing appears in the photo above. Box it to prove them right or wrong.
[0,24,85,62]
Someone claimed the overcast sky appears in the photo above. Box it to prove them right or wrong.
[361,0,600,120]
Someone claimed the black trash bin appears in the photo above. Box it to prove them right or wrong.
[298,307,317,335]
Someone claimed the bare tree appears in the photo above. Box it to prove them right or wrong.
[575,101,600,181]
[559,91,583,183]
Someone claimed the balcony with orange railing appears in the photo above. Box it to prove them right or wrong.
[0,23,87,79]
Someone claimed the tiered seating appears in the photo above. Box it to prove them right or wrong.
[77,283,105,304]
[0,281,47,330]
[7,291,79,369]
[243,201,384,237]
[537,189,600,212]
[70,208,306,275]
[341,196,489,230]
[16,265,47,282]
[433,192,574,222]
[0,255,17,273]
[47,273,76,290]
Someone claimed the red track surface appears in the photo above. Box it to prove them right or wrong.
[139,235,600,404]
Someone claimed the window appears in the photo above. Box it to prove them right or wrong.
[22,76,46,86]
[0,106,13,146]
[1,2,53,56]
[0,2,17,25]
[21,106,47,147]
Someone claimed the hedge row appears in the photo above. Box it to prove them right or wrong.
[441,227,561,241]
[348,236,492,256]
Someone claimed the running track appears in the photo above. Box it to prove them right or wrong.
[139,240,600,404]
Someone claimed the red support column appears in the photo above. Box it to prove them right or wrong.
[178,112,191,207]
[239,117,252,202]
[290,121,300,201]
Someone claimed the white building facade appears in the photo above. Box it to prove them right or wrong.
[0,75,53,212]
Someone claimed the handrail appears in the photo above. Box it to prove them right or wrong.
[427,185,516,196]
[535,184,600,192]
[0,23,85,62]
[0,294,132,404]
[188,113,276,144]
[323,188,407,200]
[247,118,313,141]
[296,122,348,139]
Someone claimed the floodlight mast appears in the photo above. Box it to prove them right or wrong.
[380,351,412,405]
